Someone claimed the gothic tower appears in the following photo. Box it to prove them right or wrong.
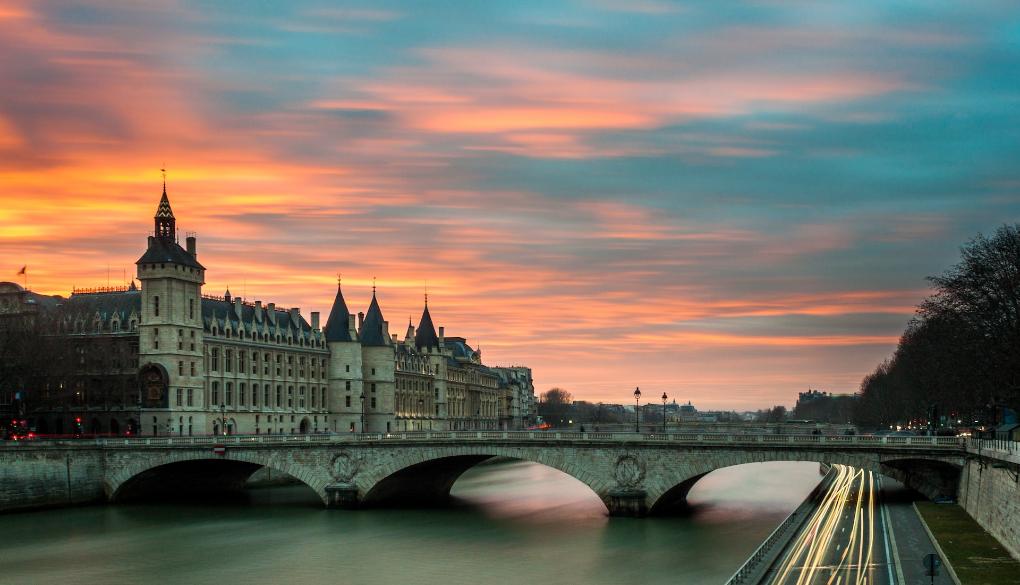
[135,183,205,436]
[324,279,363,432]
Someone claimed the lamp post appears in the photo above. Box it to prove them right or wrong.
[136,392,142,437]
[418,398,424,431]
[633,387,641,433]
[360,392,366,433]
[661,392,668,434]
[220,400,226,436]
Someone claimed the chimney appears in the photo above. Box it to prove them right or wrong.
[254,300,263,322]
[358,312,364,329]
[311,311,320,330]
[348,313,356,335]
[382,320,389,343]
[290,307,300,325]
[438,326,445,339]
[234,296,242,316]
[267,303,276,323]
[186,236,197,257]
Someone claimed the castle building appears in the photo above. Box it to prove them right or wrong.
[1,186,534,436]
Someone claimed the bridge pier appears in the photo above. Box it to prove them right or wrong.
[325,484,360,509]
[606,488,648,517]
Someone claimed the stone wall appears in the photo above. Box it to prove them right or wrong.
[0,446,105,512]
[959,457,1020,560]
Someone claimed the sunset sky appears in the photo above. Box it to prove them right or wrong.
[2,1,1018,410]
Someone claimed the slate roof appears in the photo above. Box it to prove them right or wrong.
[414,304,440,350]
[359,293,388,346]
[324,283,353,342]
[201,298,321,343]
[136,236,204,270]
[54,289,142,332]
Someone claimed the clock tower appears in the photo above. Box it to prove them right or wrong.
[135,182,206,436]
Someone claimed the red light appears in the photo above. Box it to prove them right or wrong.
[75,417,81,423]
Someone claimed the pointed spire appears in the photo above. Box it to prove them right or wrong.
[360,289,388,346]
[414,296,440,351]
[324,276,352,342]
[154,169,176,239]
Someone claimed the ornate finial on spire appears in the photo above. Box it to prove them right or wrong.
[337,273,342,288]
[424,280,428,306]
[161,164,167,194]
[373,276,377,295]
[154,169,176,239]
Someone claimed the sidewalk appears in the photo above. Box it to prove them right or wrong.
[880,482,953,585]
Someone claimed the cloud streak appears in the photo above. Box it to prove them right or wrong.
[1,1,1018,409]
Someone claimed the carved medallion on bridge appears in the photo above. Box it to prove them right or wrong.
[614,454,645,488]
[331,451,360,483]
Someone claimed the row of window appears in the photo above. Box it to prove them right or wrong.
[208,347,327,379]
[208,324,324,348]
[208,381,328,411]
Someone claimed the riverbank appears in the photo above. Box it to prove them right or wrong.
[915,502,1020,585]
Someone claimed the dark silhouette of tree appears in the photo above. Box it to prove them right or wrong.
[855,224,1020,427]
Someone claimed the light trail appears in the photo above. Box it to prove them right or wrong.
[769,465,888,585]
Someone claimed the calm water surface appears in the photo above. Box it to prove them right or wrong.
[0,461,821,585]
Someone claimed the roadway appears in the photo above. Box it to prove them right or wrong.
[763,464,894,585]
[760,464,951,585]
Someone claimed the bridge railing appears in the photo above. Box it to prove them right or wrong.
[1,432,969,450]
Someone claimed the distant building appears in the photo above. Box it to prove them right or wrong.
[1,184,534,436]
[793,389,857,423]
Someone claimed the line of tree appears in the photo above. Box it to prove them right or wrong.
[854,224,1020,428]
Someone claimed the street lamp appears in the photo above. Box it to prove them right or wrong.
[220,400,226,436]
[661,392,668,434]
[633,387,641,433]
[360,392,366,433]
[418,398,424,431]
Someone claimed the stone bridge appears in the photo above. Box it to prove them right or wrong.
[2,432,968,516]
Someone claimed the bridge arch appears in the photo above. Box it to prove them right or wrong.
[645,450,964,515]
[105,450,330,505]
[354,444,612,511]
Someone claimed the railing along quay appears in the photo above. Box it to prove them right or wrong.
[724,469,837,585]
[1,432,969,450]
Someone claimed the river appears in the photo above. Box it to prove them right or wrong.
[0,460,822,585]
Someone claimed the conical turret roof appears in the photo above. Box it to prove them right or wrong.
[414,302,440,350]
[324,282,353,342]
[359,291,388,346]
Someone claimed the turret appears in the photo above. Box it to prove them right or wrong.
[325,278,363,433]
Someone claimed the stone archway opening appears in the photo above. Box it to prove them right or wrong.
[361,454,608,516]
[648,457,963,516]
[112,459,320,505]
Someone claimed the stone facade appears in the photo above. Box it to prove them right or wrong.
[6,186,535,436]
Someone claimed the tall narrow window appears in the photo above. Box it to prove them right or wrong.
[153,295,160,317]
[187,388,193,406]
[189,298,194,320]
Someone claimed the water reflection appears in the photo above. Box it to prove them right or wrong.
[0,460,821,585]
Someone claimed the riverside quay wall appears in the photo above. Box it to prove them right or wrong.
[0,447,106,511]
[960,440,1020,560]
